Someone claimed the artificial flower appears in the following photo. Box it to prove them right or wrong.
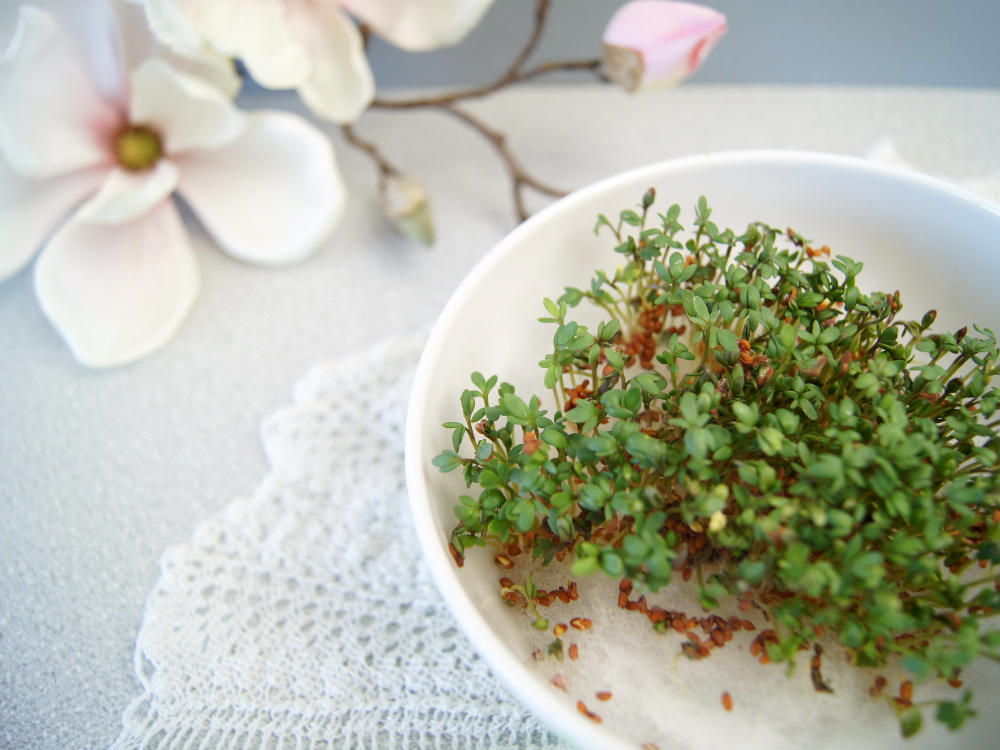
[130,0,497,124]
[602,0,726,92]
[0,2,346,367]
[379,173,435,246]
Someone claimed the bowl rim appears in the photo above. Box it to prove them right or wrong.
[404,148,1000,749]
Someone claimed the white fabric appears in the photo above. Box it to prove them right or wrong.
[110,334,564,750]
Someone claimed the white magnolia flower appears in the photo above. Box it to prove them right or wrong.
[0,2,346,367]
[131,0,497,123]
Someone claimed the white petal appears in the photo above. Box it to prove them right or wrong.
[33,200,200,368]
[286,2,373,124]
[114,0,160,64]
[23,0,130,104]
[196,0,310,89]
[170,50,242,99]
[75,160,180,225]
[0,157,105,282]
[134,0,207,59]
[115,0,243,97]
[176,111,345,265]
[129,59,245,154]
[0,0,130,103]
[0,6,120,178]
[340,0,496,51]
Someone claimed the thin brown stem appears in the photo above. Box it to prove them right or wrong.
[372,0,551,109]
[358,23,372,50]
[438,103,566,221]
[372,58,603,110]
[372,0,603,110]
[505,0,551,82]
[342,0,599,226]
[340,123,397,183]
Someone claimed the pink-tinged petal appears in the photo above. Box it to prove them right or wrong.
[116,0,243,97]
[340,0,496,51]
[0,157,105,282]
[176,111,345,266]
[129,59,245,154]
[285,2,373,124]
[602,0,726,92]
[114,0,161,64]
[0,5,121,178]
[75,160,180,225]
[33,200,200,368]
[25,0,130,105]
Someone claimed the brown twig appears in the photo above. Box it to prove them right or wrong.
[437,103,566,221]
[370,0,593,110]
[371,58,603,110]
[345,0,602,226]
[340,123,398,188]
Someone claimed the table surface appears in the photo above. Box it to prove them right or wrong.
[2,82,1000,750]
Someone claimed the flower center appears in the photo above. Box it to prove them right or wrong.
[115,125,163,171]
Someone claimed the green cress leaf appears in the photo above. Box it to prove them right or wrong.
[436,194,1000,737]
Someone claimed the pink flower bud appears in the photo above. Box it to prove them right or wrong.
[602,1,726,92]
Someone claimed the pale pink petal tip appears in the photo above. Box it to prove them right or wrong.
[602,0,726,92]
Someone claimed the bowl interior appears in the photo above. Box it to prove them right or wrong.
[405,150,1000,750]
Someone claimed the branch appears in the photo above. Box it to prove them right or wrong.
[340,124,397,184]
[437,104,566,222]
[344,0,599,227]
[372,0,605,110]
[371,59,604,110]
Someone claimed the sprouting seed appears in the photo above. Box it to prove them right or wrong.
[577,700,601,723]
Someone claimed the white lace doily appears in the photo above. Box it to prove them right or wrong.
[110,334,564,750]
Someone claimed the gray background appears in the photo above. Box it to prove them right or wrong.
[366,0,1000,89]
[2,2,1000,750]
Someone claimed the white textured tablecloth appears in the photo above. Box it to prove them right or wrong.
[109,334,561,749]
[2,84,1000,750]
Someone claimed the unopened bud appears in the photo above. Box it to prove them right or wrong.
[602,1,727,92]
[379,174,435,246]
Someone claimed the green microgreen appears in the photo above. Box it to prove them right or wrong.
[436,191,1000,737]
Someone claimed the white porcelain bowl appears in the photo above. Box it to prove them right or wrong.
[405,150,1000,749]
